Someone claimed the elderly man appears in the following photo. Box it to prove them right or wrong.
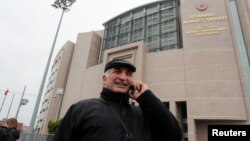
[53,59,182,141]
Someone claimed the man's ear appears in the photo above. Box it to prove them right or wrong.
[103,75,107,85]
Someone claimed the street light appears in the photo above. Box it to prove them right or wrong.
[15,86,27,119]
[52,0,76,10]
[55,88,64,119]
[27,0,76,138]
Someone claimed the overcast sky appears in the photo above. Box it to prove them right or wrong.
[0,0,156,126]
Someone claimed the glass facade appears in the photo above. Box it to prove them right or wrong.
[101,0,181,61]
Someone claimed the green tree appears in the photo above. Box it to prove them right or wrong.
[47,119,62,134]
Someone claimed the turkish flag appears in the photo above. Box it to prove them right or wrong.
[4,89,9,95]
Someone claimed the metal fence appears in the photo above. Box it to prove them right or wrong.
[18,133,54,141]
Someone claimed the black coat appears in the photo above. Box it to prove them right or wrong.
[0,126,20,141]
[7,128,20,141]
[53,88,182,141]
[0,126,10,141]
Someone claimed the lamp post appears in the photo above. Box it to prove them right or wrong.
[55,88,64,119]
[27,0,76,138]
[15,85,26,119]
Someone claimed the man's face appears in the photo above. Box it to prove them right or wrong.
[103,67,134,94]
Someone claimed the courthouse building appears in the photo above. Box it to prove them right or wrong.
[36,0,250,141]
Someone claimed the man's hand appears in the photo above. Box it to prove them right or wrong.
[128,80,148,99]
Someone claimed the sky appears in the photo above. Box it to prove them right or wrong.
[0,0,156,126]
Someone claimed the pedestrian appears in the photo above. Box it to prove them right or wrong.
[6,118,20,141]
[53,59,183,141]
[0,121,10,141]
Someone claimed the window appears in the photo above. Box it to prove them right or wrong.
[176,102,188,140]
[108,19,119,27]
[146,13,159,25]
[100,0,181,62]
[119,33,129,45]
[146,5,158,15]
[161,8,176,22]
[147,36,159,51]
[161,20,176,33]
[161,0,176,10]
[132,17,144,30]
[161,32,177,48]
[106,37,117,48]
[120,22,130,34]
[107,26,118,38]
[133,10,144,19]
[132,29,143,41]
[121,14,131,24]
[147,24,159,37]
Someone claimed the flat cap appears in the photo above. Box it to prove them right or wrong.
[104,59,136,72]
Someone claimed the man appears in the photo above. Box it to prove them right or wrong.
[0,121,10,141]
[6,118,20,141]
[0,118,20,141]
[53,59,183,141]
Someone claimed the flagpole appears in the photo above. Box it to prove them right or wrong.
[6,93,15,118]
[15,85,26,119]
[0,95,7,112]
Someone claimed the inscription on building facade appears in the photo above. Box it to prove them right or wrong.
[183,13,228,36]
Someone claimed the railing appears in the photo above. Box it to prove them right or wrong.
[18,133,54,141]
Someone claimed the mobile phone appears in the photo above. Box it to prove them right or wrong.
[129,85,135,95]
